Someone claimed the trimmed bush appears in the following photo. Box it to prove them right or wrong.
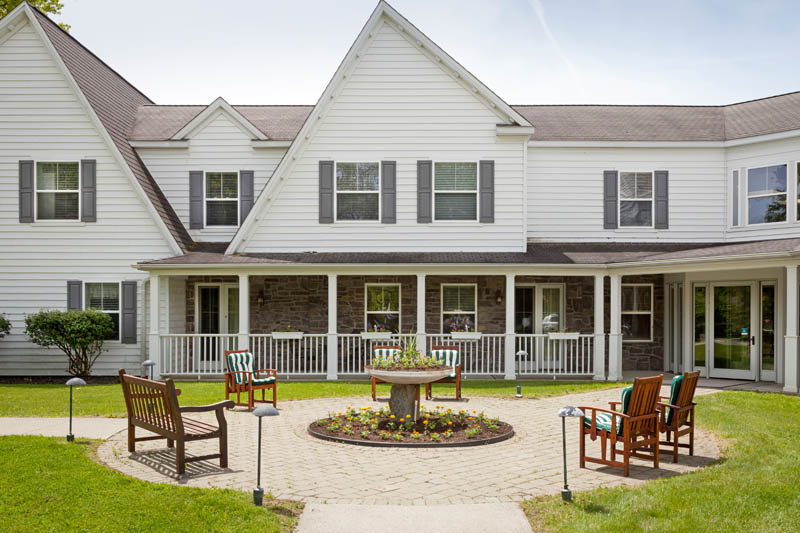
[24,310,114,377]
[0,315,9,338]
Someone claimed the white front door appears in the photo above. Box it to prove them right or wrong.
[709,282,757,380]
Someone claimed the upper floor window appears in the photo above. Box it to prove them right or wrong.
[36,162,79,220]
[747,164,787,225]
[434,162,477,221]
[622,284,652,342]
[441,284,477,333]
[205,172,238,226]
[85,282,120,341]
[336,162,379,221]
[365,284,401,333]
[619,172,653,227]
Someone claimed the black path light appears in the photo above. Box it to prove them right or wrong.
[65,377,86,442]
[252,404,279,505]
[515,350,527,398]
[141,359,156,381]
[557,405,584,502]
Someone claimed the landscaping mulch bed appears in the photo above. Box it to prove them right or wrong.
[307,405,514,448]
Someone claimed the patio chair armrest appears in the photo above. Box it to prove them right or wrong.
[578,406,630,419]
[608,400,622,410]
[254,368,277,377]
[657,401,692,411]
[180,400,235,413]
[225,370,253,383]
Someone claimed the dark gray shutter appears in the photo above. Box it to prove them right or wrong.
[189,171,203,229]
[603,170,618,229]
[19,160,34,223]
[654,170,669,229]
[239,170,254,224]
[417,160,432,223]
[67,281,82,310]
[121,281,137,344]
[381,161,396,224]
[479,160,495,223]
[319,160,334,223]
[81,159,96,222]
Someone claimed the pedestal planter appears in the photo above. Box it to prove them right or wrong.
[366,367,453,418]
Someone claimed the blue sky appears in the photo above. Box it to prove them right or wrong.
[55,0,800,106]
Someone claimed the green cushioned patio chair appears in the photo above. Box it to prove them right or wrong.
[658,370,700,463]
[224,349,277,411]
[425,345,462,400]
[579,374,662,477]
[371,345,402,400]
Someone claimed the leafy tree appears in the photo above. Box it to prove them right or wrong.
[25,310,113,377]
[0,315,10,338]
[1,0,70,32]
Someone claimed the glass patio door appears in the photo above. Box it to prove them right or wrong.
[760,283,776,382]
[515,285,564,370]
[709,283,757,380]
[197,284,239,361]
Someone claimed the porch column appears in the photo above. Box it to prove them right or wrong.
[238,274,249,350]
[416,274,426,351]
[784,265,799,393]
[593,273,606,381]
[148,274,160,378]
[608,273,623,381]
[504,273,516,380]
[327,274,338,380]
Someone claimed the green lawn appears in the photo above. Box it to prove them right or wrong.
[0,379,624,418]
[0,436,301,532]
[523,391,800,532]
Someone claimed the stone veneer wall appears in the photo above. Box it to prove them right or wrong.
[250,276,328,334]
[607,274,665,372]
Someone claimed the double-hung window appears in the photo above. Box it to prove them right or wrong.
[205,172,239,226]
[36,162,79,220]
[441,284,477,333]
[85,282,120,341]
[434,162,477,221]
[336,162,379,221]
[365,284,401,333]
[747,164,786,224]
[619,172,653,227]
[621,284,652,342]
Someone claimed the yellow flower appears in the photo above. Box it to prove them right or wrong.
[447,421,453,426]
[468,416,473,421]
[337,412,342,416]
[423,420,428,425]
[390,414,395,419]
[399,418,404,422]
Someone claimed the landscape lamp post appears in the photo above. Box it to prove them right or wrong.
[252,405,279,505]
[141,359,156,380]
[557,406,584,502]
[515,350,527,398]
[65,377,86,442]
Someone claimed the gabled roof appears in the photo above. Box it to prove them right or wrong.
[169,97,268,140]
[22,4,192,251]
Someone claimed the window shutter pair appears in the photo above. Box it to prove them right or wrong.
[189,171,254,228]
[66,280,137,343]
[602,170,669,229]
[417,160,495,223]
[19,160,96,222]
[318,161,398,224]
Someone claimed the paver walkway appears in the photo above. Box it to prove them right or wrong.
[0,416,126,440]
[97,385,719,505]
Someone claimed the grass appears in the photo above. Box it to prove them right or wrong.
[522,391,800,532]
[0,379,624,418]
[0,435,301,532]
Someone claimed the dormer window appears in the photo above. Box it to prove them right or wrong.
[36,162,79,220]
[205,171,239,226]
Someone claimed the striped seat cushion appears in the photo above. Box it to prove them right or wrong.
[665,374,684,426]
[252,376,276,386]
[227,351,254,385]
[372,347,401,360]
[430,349,459,378]
[583,385,632,436]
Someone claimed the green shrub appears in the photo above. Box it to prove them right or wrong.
[0,315,10,338]
[24,310,114,377]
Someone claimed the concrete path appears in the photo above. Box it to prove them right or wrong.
[0,417,127,440]
[296,503,532,533]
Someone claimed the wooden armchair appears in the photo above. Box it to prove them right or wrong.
[119,369,234,475]
[370,345,402,400]
[425,345,461,401]
[658,370,700,463]
[224,350,277,410]
[579,375,662,477]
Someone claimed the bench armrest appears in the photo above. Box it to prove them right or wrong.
[180,400,235,413]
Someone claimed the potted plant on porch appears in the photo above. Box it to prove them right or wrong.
[271,325,304,340]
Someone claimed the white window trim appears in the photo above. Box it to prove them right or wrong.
[83,281,121,343]
[441,283,478,333]
[334,161,381,223]
[34,161,81,222]
[744,163,789,227]
[363,283,402,332]
[433,161,479,222]
[203,171,240,228]
[617,170,654,229]
[730,168,740,228]
[621,283,653,343]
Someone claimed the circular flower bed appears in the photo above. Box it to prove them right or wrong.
[307,405,514,447]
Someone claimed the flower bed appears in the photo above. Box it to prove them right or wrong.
[307,405,514,447]
[367,351,450,372]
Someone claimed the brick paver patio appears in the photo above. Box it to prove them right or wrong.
[97,386,719,505]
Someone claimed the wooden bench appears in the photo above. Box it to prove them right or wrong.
[119,369,234,475]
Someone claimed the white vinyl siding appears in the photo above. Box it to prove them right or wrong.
[336,162,380,221]
[0,21,173,376]
[35,161,80,220]
[434,162,478,221]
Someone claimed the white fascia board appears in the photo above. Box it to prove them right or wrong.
[610,251,798,275]
[722,128,800,147]
[171,96,267,141]
[251,140,292,148]
[0,4,27,45]
[497,125,535,136]
[24,5,182,255]
[129,140,189,148]
[526,129,800,148]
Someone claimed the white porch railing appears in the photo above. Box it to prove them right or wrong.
[337,333,417,374]
[514,334,594,376]
[159,334,238,375]
[425,334,506,375]
[250,334,327,375]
